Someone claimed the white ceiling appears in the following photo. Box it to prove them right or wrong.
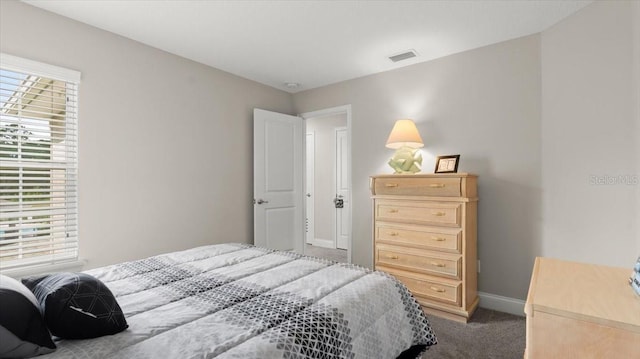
[23,0,592,93]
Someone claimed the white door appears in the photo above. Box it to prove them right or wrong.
[335,127,349,250]
[305,132,315,244]
[253,109,304,252]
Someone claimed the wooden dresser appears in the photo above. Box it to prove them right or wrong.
[525,257,640,358]
[370,173,478,323]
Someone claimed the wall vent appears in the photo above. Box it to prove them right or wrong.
[388,49,418,63]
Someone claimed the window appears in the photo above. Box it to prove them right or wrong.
[0,54,80,271]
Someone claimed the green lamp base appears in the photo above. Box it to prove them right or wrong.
[388,146,422,174]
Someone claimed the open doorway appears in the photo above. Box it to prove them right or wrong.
[301,106,352,263]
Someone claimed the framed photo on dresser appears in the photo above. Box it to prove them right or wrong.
[434,154,460,173]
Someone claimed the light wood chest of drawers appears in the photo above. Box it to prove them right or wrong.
[525,257,640,358]
[370,174,478,322]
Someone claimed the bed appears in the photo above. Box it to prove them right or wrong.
[37,243,437,358]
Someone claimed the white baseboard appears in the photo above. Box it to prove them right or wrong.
[306,238,335,249]
[478,291,526,317]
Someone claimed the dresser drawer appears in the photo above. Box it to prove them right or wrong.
[381,266,462,306]
[376,244,461,279]
[376,223,462,253]
[376,200,461,227]
[373,176,461,197]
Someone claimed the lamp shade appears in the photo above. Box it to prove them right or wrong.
[385,119,424,149]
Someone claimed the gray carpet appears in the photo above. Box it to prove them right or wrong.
[304,244,348,262]
[421,308,526,359]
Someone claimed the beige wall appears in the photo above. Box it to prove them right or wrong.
[0,1,294,269]
[294,35,542,300]
[635,1,640,256]
[541,1,638,267]
[293,1,639,301]
[306,114,347,243]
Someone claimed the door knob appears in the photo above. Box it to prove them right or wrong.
[256,199,269,204]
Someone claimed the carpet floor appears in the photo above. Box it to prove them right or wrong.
[304,244,348,262]
[420,308,526,359]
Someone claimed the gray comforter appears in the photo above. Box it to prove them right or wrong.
[42,243,436,358]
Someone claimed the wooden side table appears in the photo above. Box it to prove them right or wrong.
[525,257,640,358]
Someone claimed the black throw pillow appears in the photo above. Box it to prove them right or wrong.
[22,272,128,339]
[0,274,56,358]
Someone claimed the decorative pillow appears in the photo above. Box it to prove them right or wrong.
[22,272,128,339]
[0,274,56,358]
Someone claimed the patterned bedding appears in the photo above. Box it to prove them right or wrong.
[41,243,436,358]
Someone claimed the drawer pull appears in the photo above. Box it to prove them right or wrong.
[430,262,446,268]
[432,211,447,217]
[389,232,399,237]
[430,286,446,293]
[429,184,445,188]
[431,236,446,242]
[388,209,399,214]
[385,183,399,188]
[388,255,399,260]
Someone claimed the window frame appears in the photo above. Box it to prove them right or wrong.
[0,53,82,275]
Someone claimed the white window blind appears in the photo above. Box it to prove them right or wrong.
[0,54,80,271]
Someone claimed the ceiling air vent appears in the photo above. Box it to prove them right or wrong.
[388,49,418,63]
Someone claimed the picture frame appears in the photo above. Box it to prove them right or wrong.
[434,154,460,173]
